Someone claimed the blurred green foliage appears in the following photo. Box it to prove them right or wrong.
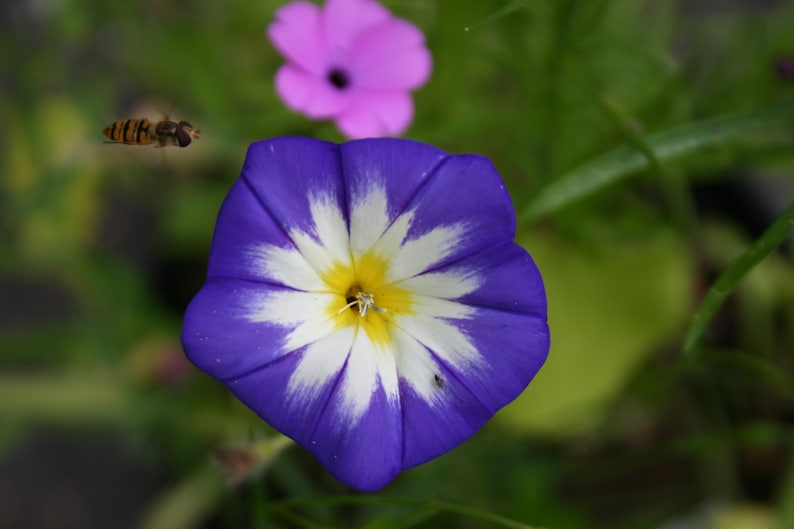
[2,0,794,528]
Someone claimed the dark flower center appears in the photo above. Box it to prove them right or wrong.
[339,285,386,317]
[345,285,363,306]
[327,68,351,90]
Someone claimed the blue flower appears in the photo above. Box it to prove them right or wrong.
[182,137,549,491]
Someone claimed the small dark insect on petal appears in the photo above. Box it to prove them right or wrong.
[433,374,444,388]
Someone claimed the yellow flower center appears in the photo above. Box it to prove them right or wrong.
[320,249,414,348]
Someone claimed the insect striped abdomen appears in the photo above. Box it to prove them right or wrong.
[103,119,153,145]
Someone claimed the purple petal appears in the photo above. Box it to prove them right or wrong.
[396,244,548,467]
[309,377,402,491]
[267,1,330,75]
[335,91,414,139]
[398,377,493,469]
[350,19,432,90]
[182,279,297,381]
[445,310,549,416]
[275,65,352,119]
[237,138,344,236]
[340,138,448,225]
[221,330,403,491]
[181,139,351,382]
[224,338,348,453]
[454,242,548,319]
[393,153,518,274]
[439,244,549,411]
[323,0,391,51]
[399,309,548,468]
[182,138,550,491]
[203,178,293,282]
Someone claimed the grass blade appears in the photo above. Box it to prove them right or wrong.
[597,93,662,174]
[683,198,794,354]
[464,0,529,31]
[518,99,794,223]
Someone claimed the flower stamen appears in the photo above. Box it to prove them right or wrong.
[338,289,387,317]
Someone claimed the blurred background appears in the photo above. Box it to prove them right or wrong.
[2,0,794,528]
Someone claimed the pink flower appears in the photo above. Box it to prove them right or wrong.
[267,0,432,139]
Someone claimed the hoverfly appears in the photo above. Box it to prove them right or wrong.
[103,117,200,148]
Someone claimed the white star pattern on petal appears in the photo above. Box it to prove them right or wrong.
[242,186,484,424]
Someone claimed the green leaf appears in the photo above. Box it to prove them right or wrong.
[497,230,692,435]
[683,198,794,354]
[518,99,794,222]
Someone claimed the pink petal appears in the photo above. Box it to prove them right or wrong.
[350,19,432,90]
[275,65,351,119]
[335,91,413,139]
[267,1,330,75]
[324,0,392,51]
